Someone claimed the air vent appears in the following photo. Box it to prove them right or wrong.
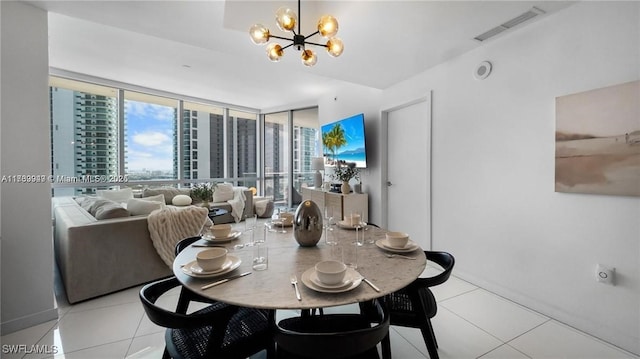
[474,7,546,42]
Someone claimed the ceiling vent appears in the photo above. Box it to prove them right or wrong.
[474,7,546,42]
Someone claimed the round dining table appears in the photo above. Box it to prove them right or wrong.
[173,220,427,310]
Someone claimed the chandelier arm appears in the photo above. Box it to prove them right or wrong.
[304,41,328,48]
[269,35,293,41]
[281,43,295,51]
[304,30,320,40]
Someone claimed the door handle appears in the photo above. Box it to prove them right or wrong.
[387,181,392,187]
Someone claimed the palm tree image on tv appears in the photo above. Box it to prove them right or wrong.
[322,123,346,164]
[321,113,368,168]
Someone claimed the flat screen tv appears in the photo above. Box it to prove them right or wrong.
[321,113,367,168]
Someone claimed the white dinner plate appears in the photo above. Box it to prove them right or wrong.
[375,239,420,253]
[310,271,353,289]
[202,231,241,243]
[188,258,233,275]
[301,267,362,293]
[181,255,241,278]
[336,220,366,230]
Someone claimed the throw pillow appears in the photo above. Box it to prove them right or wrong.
[96,188,133,203]
[76,197,130,219]
[172,194,192,206]
[213,183,234,202]
[127,198,165,216]
[94,201,131,219]
[141,194,165,204]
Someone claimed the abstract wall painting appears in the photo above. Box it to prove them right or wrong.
[555,80,640,197]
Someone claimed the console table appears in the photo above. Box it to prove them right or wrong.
[301,187,368,222]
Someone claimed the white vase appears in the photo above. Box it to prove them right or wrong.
[341,181,350,194]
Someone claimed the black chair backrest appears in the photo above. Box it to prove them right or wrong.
[275,299,389,359]
[139,276,237,330]
[423,251,455,287]
[175,236,201,256]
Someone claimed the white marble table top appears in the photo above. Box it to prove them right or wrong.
[173,221,426,310]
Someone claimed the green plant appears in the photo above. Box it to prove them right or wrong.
[190,183,216,202]
[332,161,359,182]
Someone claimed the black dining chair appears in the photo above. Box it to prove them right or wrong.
[274,299,390,359]
[140,276,275,359]
[173,236,218,313]
[381,251,454,359]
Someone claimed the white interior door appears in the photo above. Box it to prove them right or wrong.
[385,96,431,249]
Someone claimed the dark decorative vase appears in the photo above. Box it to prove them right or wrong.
[293,200,323,247]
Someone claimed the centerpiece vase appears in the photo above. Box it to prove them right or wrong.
[341,181,351,194]
[293,200,323,247]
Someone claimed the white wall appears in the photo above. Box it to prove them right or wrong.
[380,2,639,354]
[1,1,57,334]
[317,84,384,224]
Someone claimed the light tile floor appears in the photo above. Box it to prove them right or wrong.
[2,262,637,359]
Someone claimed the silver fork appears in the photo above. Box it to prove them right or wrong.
[385,253,416,260]
[290,274,301,301]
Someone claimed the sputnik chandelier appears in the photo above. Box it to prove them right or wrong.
[249,0,344,67]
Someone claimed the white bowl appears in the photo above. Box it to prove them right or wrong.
[386,231,409,248]
[196,247,228,271]
[315,260,347,285]
[211,224,232,238]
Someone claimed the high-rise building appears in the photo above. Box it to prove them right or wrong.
[50,87,118,196]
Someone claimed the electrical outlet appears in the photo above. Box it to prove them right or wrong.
[595,264,615,285]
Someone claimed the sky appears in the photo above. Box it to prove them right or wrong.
[125,100,175,172]
[556,80,639,137]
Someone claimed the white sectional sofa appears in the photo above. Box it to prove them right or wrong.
[52,187,253,303]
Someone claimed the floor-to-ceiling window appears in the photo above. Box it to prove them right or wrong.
[49,78,119,196]
[292,107,320,195]
[264,111,289,206]
[182,101,225,181]
[263,107,319,208]
[123,91,178,181]
[229,110,258,189]
[49,77,260,194]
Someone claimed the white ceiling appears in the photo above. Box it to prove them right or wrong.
[25,0,573,110]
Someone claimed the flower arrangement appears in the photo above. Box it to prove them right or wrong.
[332,161,359,182]
[190,182,217,203]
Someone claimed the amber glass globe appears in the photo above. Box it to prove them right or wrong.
[317,15,339,38]
[326,37,344,57]
[249,24,270,45]
[301,49,317,67]
[266,43,283,62]
[275,7,297,32]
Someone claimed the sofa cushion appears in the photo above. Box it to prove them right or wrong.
[255,199,274,218]
[127,197,165,216]
[172,194,192,206]
[143,187,191,205]
[75,196,130,219]
[96,188,133,203]
[213,183,234,202]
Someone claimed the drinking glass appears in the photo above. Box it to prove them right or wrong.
[252,244,268,271]
[254,224,267,244]
[342,240,358,269]
[324,206,337,245]
[352,211,364,246]
[245,214,257,232]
